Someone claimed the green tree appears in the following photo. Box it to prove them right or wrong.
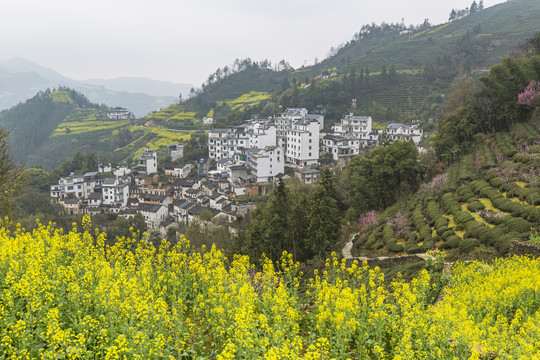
[346,141,421,218]
[307,169,341,259]
[24,168,50,192]
[129,212,147,238]
[0,130,26,216]
[528,32,540,55]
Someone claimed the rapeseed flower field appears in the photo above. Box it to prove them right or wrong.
[1,216,540,359]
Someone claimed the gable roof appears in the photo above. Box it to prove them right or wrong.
[138,203,165,213]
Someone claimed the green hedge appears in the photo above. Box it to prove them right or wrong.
[439,235,461,250]
[456,185,476,202]
[458,238,480,254]
[467,200,486,212]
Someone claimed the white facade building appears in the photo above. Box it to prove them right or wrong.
[107,107,129,120]
[286,119,320,166]
[386,123,423,145]
[50,175,86,200]
[247,146,284,183]
[167,144,184,161]
[208,123,277,161]
[275,108,324,149]
[138,203,168,228]
[135,148,158,174]
[322,134,361,162]
[102,178,130,207]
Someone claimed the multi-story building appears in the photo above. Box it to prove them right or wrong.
[135,148,158,174]
[332,114,375,143]
[247,146,284,183]
[50,175,86,200]
[322,134,361,162]
[386,123,423,145]
[286,119,320,166]
[167,144,184,161]
[208,123,276,161]
[274,108,324,149]
[107,107,130,120]
[102,178,130,207]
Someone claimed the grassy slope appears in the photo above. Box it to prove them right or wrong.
[352,121,540,259]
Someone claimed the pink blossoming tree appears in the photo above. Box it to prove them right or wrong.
[517,80,540,108]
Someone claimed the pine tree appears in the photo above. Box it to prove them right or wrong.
[307,169,341,259]
[0,130,26,217]
[470,1,478,14]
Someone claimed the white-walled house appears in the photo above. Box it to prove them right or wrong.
[167,144,184,161]
[386,123,423,145]
[208,122,277,161]
[332,114,373,138]
[275,108,324,149]
[50,175,86,200]
[135,148,158,174]
[322,134,360,162]
[294,168,320,184]
[164,163,193,180]
[286,119,320,166]
[102,178,130,208]
[137,203,168,228]
[247,146,284,183]
[107,107,129,120]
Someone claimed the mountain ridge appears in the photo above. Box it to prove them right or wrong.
[0,57,193,117]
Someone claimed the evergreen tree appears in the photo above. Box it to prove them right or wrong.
[0,130,26,217]
[478,0,484,11]
[470,1,478,14]
[307,169,341,259]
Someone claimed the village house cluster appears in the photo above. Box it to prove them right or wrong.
[50,108,423,233]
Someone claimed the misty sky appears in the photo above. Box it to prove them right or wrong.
[1,0,504,86]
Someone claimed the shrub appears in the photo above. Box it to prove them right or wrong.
[456,185,476,202]
[458,238,480,254]
[502,217,532,233]
[441,229,456,240]
[454,211,475,224]
[467,200,485,212]
[440,235,461,249]
[458,154,477,182]
[437,225,449,235]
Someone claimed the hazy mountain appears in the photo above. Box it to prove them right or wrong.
[82,77,192,98]
[0,57,193,117]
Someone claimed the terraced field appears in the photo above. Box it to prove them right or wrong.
[224,91,271,111]
[353,122,540,257]
[50,120,130,137]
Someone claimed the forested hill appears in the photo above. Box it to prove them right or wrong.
[0,87,107,164]
[149,0,540,127]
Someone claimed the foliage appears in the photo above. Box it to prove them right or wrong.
[0,130,26,217]
[517,80,540,108]
[3,219,540,358]
[435,53,540,161]
[0,87,103,164]
[346,141,421,218]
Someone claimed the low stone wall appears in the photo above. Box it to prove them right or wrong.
[508,241,540,258]
[345,254,425,269]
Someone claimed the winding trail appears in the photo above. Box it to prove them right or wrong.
[342,234,429,262]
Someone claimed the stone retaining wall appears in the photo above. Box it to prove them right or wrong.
[345,254,425,268]
[508,241,540,258]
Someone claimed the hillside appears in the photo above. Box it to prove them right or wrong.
[0,57,191,117]
[0,88,193,169]
[143,62,290,127]
[147,0,540,127]
[3,218,540,358]
[351,122,540,259]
